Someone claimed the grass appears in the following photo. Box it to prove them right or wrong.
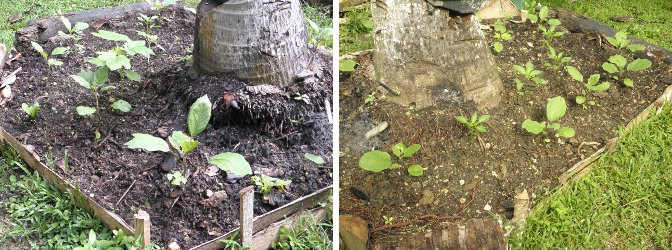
[303,5,333,50]
[511,103,672,249]
[540,0,672,49]
[339,6,374,55]
[0,145,153,249]
[271,214,333,250]
[0,0,199,48]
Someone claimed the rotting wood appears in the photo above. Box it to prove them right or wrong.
[189,186,332,250]
[512,189,529,231]
[0,127,135,235]
[239,186,254,246]
[134,209,151,247]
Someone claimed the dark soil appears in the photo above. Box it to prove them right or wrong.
[0,6,332,248]
[339,18,672,243]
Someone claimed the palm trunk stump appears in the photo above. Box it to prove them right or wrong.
[372,0,503,110]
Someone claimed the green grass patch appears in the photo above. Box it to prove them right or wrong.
[271,214,333,250]
[339,6,374,55]
[0,145,156,249]
[303,5,333,50]
[511,103,672,249]
[0,0,199,48]
[540,0,672,49]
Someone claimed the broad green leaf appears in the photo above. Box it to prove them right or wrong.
[51,47,69,56]
[470,112,478,123]
[627,58,652,72]
[76,106,96,116]
[606,37,618,47]
[168,131,199,155]
[22,102,40,118]
[478,114,490,123]
[615,31,627,43]
[93,67,108,86]
[180,140,199,155]
[549,123,561,130]
[124,40,154,58]
[455,116,468,124]
[623,78,634,87]
[494,22,506,33]
[125,133,169,152]
[339,59,357,72]
[408,165,424,177]
[125,70,142,82]
[188,95,212,137]
[476,125,487,133]
[107,54,131,71]
[608,54,627,68]
[546,96,567,122]
[539,6,549,21]
[47,59,63,66]
[602,62,619,74]
[565,66,583,82]
[209,152,252,176]
[532,77,548,85]
[111,99,131,112]
[361,20,374,29]
[528,14,538,22]
[60,16,72,31]
[73,22,89,32]
[547,19,561,26]
[91,30,130,42]
[390,163,401,169]
[514,79,524,90]
[30,41,45,54]
[304,153,325,165]
[525,61,534,74]
[586,81,610,92]
[402,144,421,158]
[513,65,526,75]
[392,143,406,158]
[575,95,586,105]
[501,33,512,40]
[627,44,646,52]
[557,127,575,138]
[89,58,106,67]
[587,74,600,85]
[72,70,94,88]
[358,150,392,172]
[522,119,546,134]
[493,42,503,53]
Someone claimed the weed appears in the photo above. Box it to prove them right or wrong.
[137,14,159,33]
[492,20,513,53]
[166,171,187,186]
[513,61,547,95]
[31,41,69,72]
[57,16,89,53]
[220,231,251,250]
[271,215,332,250]
[73,229,158,250]
[455,112,490,136]
[359,142,424,176]
[339,6,374,54]
[383,216,395,225]
[545,46,572,70]
[602,54,652,87]
[250,174,292,203]
[90,30,154,82]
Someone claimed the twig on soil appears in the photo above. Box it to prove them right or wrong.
[370,214,462,233]
[116,179,137,206]
[170,196,180,210]
[271,131,298,142]
[93,126,116,149]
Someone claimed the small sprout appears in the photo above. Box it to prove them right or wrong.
[76,106,97,116]
[250,174,292,195]
[188,95,212,137]
[545,46,572,70]
[522,96,575,139]
[455,112,490,136]
[565,66,610,108]
[137,14,159,32]
[492,20,512,53]
[111,99,132,112]
[31,41,69,71]
[304,153,325,165]
[606,31,646,53]
[167,171,187,186]
[57,16,89,43]
[539,18,564,41]
[169,131,199,158]
[391,142,421,159]
[602,54,652,87]
[383,216,395,225]
[71,67,112,114]
[513,61,547,94]
[528,5,548,23]
[21,102,40,118]
[407,164,424,177]
[125,133,171,152]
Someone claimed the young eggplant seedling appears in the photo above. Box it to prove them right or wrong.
[522,96,575,140]
[602,54,652,87]
[565,66,611,108]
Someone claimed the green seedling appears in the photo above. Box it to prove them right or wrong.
[136,31,165,51]
[167,171,187,186]
[90,30,154,82]
[359,142,423,176]
[339,59,357,72]
[606,31,646,53]
[125,95,211,165]
[306,17,333,49]
[383,216,395,225]
[221,231,251,250]
[602,54,652,87]
[455,112,490,136]
[74,229,157,250]
[539,18,564,42]
[492,20,513,53]
[513,61,547,95]
[545,46,572,70]
[565,66,611,108]
[251,174,291,194]
[522,96,575,139]
[57,16,89,42]
[304,153,325,165]
[137,14,159,32]
[21,102,40,119]
[71,67,130,116]
[528,5,548,23]
[31,41,69,71]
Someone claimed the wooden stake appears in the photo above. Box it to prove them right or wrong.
[134,209,150,247]
[239,186,255,246]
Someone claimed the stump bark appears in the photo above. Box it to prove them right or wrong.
[194,0,310,87]
[371,0,503,110]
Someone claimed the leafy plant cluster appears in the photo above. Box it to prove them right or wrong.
[271,215,332,250]
[492,20,513,53]
[455,112,490,137]
[340,6,374,55]
[359,142,424,176]
[303,5,333,49]
[513,61,548,95]
[74,229,158,250]
[522,96,575,139]
[529,5,564,43]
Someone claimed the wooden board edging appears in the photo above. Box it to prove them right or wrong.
[0,126,135,235]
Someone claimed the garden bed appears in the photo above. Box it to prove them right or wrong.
[0,3,332,248]
[339,9,672,244]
